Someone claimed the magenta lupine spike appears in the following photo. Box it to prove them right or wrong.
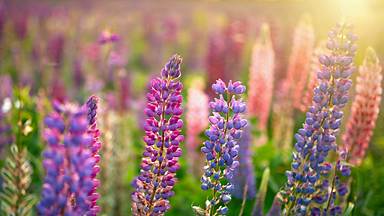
[37,102,97,215]
[342,47,382,166]
[85,96,102,215]
[281,23,357,215]
[247,23,274,130]
[131,54,184,215]
[286,16,315,111]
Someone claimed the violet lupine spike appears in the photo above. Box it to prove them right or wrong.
[37,102,96,215]
[342,47,382,166]
[86,96,102,215]
[200,79,247,215]
[281,23,357,216]
[131,54,184,216]
[229,125,256,199]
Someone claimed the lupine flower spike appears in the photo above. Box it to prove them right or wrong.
[342,47,382,166]
[131,54,184,215]
[186,78,209,176]
[229,125,256,199]
[286,15,315,111]
[247,23,275,130]
[37,102,97,215]
[281,23,357,216]
[198,79,247,215]
[86,96,102,215]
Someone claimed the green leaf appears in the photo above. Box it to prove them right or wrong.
[343,202,354,216]
[252,167,270,216]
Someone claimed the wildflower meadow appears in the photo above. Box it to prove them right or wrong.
[1,0,384,215]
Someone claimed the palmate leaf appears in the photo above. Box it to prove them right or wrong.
[0,144,36,216]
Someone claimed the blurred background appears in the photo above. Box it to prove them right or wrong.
[0,0,384,215]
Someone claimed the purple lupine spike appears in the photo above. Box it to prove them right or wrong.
[85,96,101,215]
[131,54,183,215]
[230,125,256,199]
[200,79,247,215]
[37,102,96,215]
[281,23,357,215]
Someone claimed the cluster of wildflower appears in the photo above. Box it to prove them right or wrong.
[37,101,97,215]
[282,23,357,215]
[200,79,247,215]
[342,47,382,166]
[229,125,256,199]
[247,23,275,130]
[86,96,102,215]
[131,55,184,215]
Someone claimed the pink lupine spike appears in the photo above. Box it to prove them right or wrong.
[285,16,315,111]
[247,23,275,130]
[342,47,382,166]
[186,78,209,176]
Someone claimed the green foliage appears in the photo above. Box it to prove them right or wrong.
[0,144,36,216]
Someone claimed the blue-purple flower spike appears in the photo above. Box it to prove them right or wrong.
[200,79,247,215]
[37,102,96,216]
[281,23,357,216]
[131,54,184,215]
[229,125,256,199]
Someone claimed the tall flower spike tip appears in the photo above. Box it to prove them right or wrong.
[86,95,102,215]
[281,23,357,216]
[342,47,382,166]
[286,15,315,111]
[200,79,247,215]
[37,102,96,215]
[247,23,274,130]
[186,78,209,176]
[131,54,184,215]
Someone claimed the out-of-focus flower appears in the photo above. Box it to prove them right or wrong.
[186,78,209,149]
[98,30,120,45]
[199,79,247,215]
[73,58,85,89]
[285,16,315,111]
[0,75,13,155]
[11,11,28,40]
[117,70,131,111]
[281,23,357,215]
[186,78,209,176]
[47,33,65,70]
[230,125,256,199]
[37,102,96,215]
[206,21,246,96]
[247,23,274,130]
[131,55,184,215]
[342,47,382,166]
[86,96,102,215]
